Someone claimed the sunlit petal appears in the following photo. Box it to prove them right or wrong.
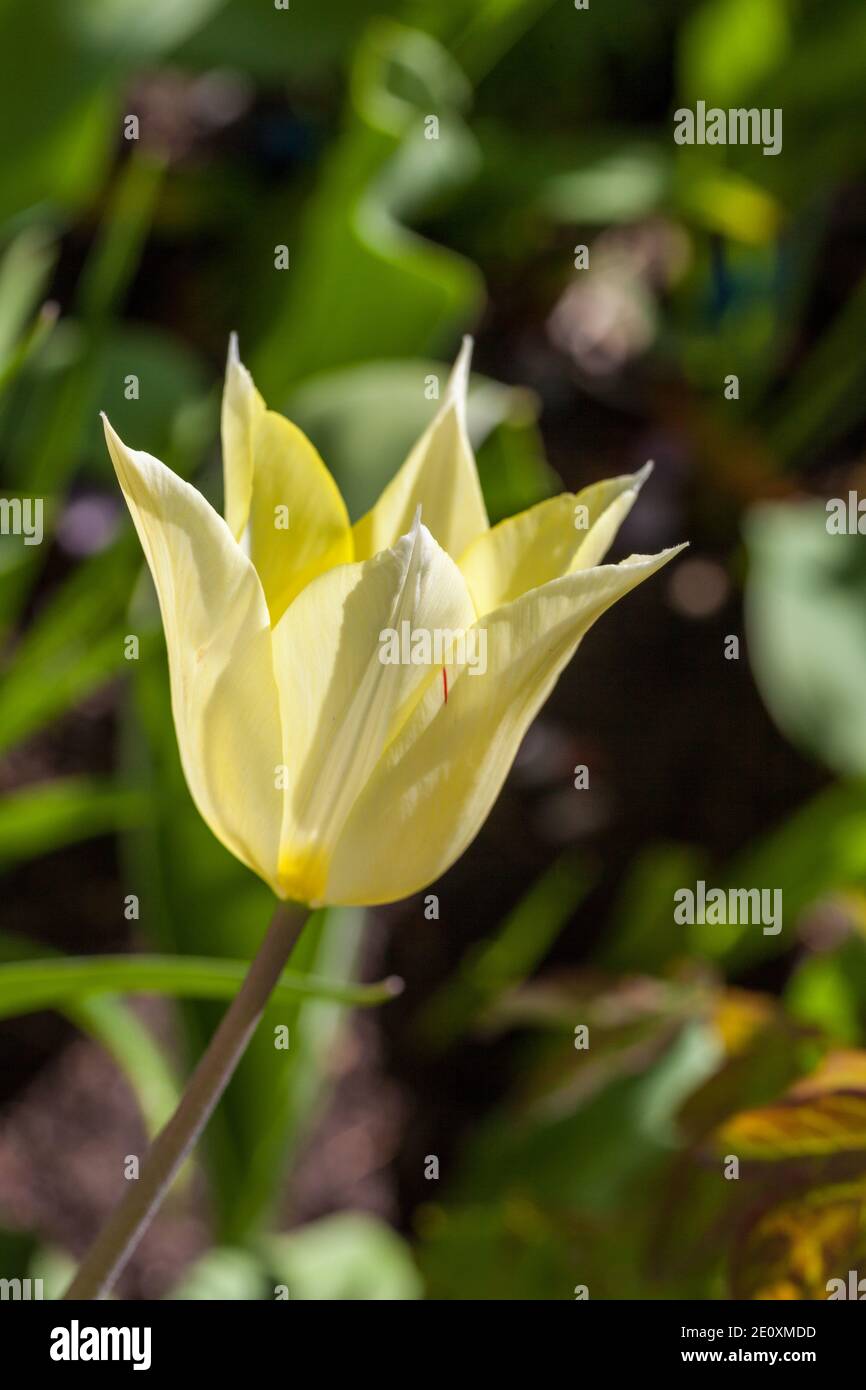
[352,338,488,562]
[271,515,476,903]
[221,336,352,624]
[458,463,653,615]
[104,415,283,891]
[325,545,685,904]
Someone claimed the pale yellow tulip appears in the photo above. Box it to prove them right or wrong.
[103,338,684,907]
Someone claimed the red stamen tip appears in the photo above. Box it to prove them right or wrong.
[442,667,448,703]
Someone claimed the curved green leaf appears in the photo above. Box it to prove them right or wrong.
[255,20,484,395]
[0,952,402,1022]
[0,777,148,867]
[745,503,866,778]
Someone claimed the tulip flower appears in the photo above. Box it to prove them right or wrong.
[102,337,683,909]
[69,339,683,1301]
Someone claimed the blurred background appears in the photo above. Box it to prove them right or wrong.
[1,0,866,1300]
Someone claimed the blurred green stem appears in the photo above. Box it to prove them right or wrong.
[63,901,308,1301]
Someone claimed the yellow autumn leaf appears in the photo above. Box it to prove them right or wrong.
[716,1050,866,1159]
[732,1182,866,1300]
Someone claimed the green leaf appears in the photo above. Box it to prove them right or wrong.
[261,1213,423,1301]
[27,1246,79,1302]
[0,227,56,369]
[254,20,484,396]
[167,1247,267,1302]
[84,324,209,477]
[680,0,790,108]
[418,854,590,1048]
[745,503,866,778]
[0,0,220,228]
[688,781,866,971]
[72,0,226,62]
[0,778,148,867]
[468,1021,719,1210]
[77,153,166,326]
[785,943,866,1047]
[66,995,181,1142]
[419,1022,722,1299]
[177,0,389,81]
[0,930,180,1141]
[474,403,557,525]
[418,1201,578,1303]
[598,842,706,973]
[15,153,168,500]
[0,537,138,752]
[0,951,400,1023]
[541,145,671,225]
[286,357,554,521]
[764,271,866,462]
[0,2,113,227]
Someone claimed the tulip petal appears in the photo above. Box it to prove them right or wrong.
[352,338,488,562]
[271,516,476,904]
[325,545,686,905]
[221,332,260,542]
[103,417,283,891]
[458,463,653,616]
[221,336,352,624]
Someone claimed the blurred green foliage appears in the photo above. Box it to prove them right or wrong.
[0,0,865,1301]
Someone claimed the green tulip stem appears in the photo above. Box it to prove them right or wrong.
[63,900,308,1300]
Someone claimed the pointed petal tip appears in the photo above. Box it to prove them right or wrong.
[616,541,688,571]
[635,540,689,566]
[393,505,437,559]
[227,330,240,364]
[448,335,474,403]
[633,459,654,489]
[100,412,120,446]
